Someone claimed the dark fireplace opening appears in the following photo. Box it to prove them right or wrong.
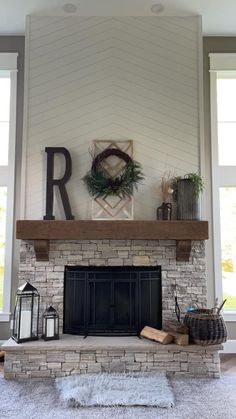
[64,266,162,336]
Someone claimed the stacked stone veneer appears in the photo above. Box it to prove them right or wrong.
[4,239,221,379]
[4,341,221,379]
[18,239,207,332]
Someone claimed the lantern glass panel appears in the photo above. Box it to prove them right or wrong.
[31,294,39,337]
[46,316,55,338]
[42,306,59,340]
[42,316,46,336]
[13,301,20,341]
[55,316,59,334]
[19,295,32,339]
[12,283,40,343]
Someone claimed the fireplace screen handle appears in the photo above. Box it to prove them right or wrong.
[175,296,181,323]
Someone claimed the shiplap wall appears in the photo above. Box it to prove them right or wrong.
[24,16,201,220]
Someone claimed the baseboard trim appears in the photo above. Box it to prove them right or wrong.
[221,340,236,353]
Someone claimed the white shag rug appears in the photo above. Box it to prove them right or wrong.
[56,373,174,408]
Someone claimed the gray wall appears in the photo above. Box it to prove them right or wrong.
[203,37,236,340]
[0,37,24,340]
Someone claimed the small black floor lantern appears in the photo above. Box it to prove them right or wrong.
[12,282,40,343]
[42,306,59,341]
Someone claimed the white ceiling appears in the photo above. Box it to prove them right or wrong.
[0,0,235,36]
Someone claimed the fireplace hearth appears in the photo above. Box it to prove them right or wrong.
[4,238,220,380]
[64,266,162,336]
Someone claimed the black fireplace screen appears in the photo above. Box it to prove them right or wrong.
[64,266,162,336]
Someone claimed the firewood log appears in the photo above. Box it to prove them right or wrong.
[166,331,189,346]
[140,326,174,344]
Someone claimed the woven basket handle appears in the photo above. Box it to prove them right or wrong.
[217,299,227,314]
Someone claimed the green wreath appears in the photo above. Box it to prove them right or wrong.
[82,148,144,198]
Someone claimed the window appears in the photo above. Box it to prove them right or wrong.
[0,53,17,321]
[210,53,236,318]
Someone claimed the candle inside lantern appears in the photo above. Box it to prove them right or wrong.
[20,310,31,339]
[46,318,54,337]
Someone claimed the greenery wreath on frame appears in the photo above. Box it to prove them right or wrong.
[82,148,144,198]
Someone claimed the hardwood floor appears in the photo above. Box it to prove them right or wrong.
[0,350,4,377]
[220,354,236,375]
[0,361,3,377]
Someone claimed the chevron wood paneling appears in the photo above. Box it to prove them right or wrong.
[24,16,201,220]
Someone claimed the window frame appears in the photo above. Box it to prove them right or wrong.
[210,53,236,321]
[0,53,18,321]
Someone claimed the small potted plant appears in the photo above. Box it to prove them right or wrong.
[171,173,204,220]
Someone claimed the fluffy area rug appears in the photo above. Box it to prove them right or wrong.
[56,373,175,408]
[1,375,236,419]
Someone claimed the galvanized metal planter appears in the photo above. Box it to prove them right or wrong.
[177,179,200,220]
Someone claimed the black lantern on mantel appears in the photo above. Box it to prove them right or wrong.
[42,306,59,341]
[12,282,40,343]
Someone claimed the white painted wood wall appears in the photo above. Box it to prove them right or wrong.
[23,16,201,220]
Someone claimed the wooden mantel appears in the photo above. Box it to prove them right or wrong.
[16,220,208,262]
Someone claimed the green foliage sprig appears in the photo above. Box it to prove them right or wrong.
[83,158,144,199]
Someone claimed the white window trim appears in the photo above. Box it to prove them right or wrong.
[0,53,18,322]
[209,53,236,72]
[0,53,17,71]
[210,53,236,321]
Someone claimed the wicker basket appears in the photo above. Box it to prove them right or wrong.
[184,309,227,345]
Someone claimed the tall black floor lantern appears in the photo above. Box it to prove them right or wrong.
[12,282,40,343]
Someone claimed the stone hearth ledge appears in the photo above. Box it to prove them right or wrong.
[3,335,222,379]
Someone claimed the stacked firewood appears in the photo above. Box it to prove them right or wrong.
[140,321,189,346]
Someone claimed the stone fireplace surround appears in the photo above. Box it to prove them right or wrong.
[18,238,207,328]
[3,238,222,378]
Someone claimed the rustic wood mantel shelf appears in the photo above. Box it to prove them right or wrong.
[16,220,208,262]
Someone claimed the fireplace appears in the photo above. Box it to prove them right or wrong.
[64,266,162,336]
[17,239,207,335]
[5,239,221,380]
